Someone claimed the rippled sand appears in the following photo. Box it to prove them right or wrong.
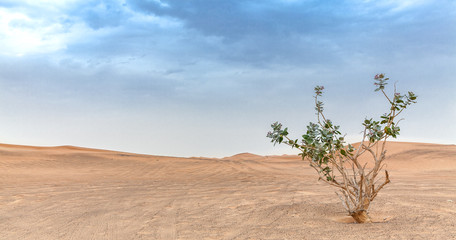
[1,142,455,239]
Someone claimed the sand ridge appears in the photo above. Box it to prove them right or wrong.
[0,142,455,239]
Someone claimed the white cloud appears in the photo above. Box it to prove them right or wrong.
[151,0,170,8]
[359,0,432,13]
[0,0,184,57]
[0,7,69,56]
[126,6,182,28]
[386,0,431,12]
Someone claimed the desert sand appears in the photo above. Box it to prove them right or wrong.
[0,142,455,239]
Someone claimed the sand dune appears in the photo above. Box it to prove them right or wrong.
[0,142,455,239]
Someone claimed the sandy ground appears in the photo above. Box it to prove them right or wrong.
[0,142,455,239]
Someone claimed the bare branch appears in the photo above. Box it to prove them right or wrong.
[371,170,390,201]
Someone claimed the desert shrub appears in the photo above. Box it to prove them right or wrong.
[267,74,417,223]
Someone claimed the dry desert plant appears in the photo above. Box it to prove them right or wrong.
[267,74,417,223]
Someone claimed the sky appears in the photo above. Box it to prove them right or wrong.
[0,0,455,157]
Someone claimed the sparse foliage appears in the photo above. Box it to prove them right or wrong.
[267,74,417,223]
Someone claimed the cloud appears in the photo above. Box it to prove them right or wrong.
[0,0,455,156]
[121,0,456,69]
[3,0,454,68]
[75,1,130,30]
[126,0,337,39]
[0,7,66,55]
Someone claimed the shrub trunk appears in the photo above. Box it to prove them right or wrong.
[350,210,372,223]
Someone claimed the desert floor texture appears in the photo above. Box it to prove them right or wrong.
[0,141,455,239]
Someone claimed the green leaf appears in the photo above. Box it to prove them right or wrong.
[340,149,347,156]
